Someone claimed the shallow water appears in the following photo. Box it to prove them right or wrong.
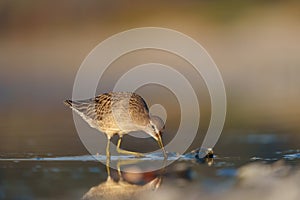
[1,132,299,200]
[0,147,299,200]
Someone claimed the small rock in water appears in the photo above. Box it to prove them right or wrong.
[194,148,214,159]
[185,148,214,165]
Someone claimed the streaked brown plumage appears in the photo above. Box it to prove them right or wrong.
[64,92,166,158]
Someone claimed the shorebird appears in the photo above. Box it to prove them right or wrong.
[64,92,167,158]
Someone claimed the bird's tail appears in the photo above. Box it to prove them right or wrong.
[64,99,73,108]
[64,99,97,126]
[64,99,86,110]
[63,99,92,114]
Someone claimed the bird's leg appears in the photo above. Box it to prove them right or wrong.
[105,136,111,177]
[116,136,144,157]
[106,136,111,158]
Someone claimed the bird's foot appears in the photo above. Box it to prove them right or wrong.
[133,153,145,158]
[117,149,145,158]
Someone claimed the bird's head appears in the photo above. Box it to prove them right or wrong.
[146,115,164,140]
[145,115,167,158]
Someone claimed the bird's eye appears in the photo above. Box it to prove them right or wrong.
[151,125,155,130]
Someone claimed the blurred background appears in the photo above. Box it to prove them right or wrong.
[0,0,299,157]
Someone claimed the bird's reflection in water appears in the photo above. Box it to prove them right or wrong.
[82,150,214,200]
[82,158,164,200]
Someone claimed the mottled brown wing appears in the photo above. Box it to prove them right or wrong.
[97,92,151,128]
[65,92,151,132]
[128,93,150,127]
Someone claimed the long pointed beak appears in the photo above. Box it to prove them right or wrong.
[156,133,167,159]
